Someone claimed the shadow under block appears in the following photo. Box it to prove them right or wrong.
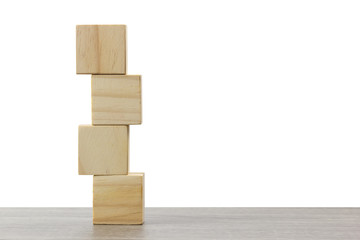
[76,25,126,74]
[78,125,128,175]
[93,173,144,225]
[92,75,142,125]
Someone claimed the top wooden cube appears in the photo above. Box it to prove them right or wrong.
[76,25,126,74]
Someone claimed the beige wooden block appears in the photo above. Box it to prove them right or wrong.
[92,75,142,125]
[78,125,128,175]
[76,25,126,74]
[93,173,144,225]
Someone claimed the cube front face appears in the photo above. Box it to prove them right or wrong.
[92,75,142,125]
[76,25,126,74]
[78,125,128,175]
[93,173,144,225]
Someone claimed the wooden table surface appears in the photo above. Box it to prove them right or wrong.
[0,208,359,239]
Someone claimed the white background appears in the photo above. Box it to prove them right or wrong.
[0,0,359,207]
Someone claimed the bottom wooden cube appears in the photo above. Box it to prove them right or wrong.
[93,173,144,225]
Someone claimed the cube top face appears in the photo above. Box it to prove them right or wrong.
[92,75,142,125]
[93,173,144,225]
[78,125,128,175]
[76,25,126,74]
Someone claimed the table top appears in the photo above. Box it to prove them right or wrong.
[0,208,359,239]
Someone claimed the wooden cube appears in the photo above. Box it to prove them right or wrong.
[93,173,144,225]
[76,25,126,74]
[78,125,128,175]
[92,75,142,125]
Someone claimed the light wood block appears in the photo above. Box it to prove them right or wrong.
[78,125,128,175]
[92,75,142,125]
[76,25,126,74]
[93,173,144,225]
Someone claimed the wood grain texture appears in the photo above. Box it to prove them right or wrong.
[78,125,128,175]
[92,75,142,125]
[76,25,126,74]
[93,173,144,225]
[1,208,360,239]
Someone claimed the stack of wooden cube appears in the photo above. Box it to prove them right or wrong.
[76,25,144,225]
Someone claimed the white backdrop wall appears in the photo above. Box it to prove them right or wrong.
[0,0,359,207]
